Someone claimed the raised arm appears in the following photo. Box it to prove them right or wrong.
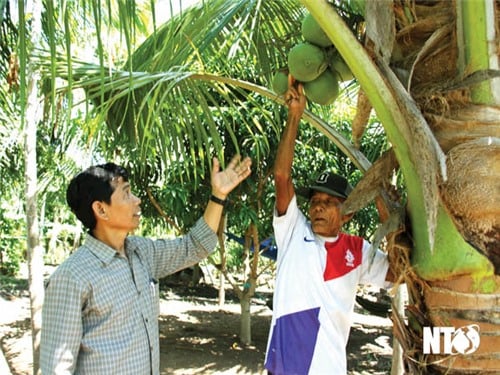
[203,154,252,232]
[274,76,306,216]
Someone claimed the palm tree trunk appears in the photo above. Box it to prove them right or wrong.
[301,1,500,373]
[20,0,45,373]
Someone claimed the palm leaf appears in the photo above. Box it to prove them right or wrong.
[34,0,374,186]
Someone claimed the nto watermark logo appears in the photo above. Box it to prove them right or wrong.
[423,325,480,355]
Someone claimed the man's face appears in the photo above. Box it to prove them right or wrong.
[102,177,142,233]
[308,191,348,237]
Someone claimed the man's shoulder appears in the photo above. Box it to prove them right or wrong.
[126,235,154,254]
[274,195,307,225]
[47,247,90,286]
[56,245,93,268]
[127,235,150,245]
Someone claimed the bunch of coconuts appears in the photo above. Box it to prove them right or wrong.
[272,12,354,105]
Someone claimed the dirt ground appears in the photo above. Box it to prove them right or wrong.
[0,271,394,375]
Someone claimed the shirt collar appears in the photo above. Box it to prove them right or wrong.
[83,233,123,266]
[316,233,339,244]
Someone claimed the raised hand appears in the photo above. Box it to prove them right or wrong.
[211,155,252,198]
[284,75,306,115]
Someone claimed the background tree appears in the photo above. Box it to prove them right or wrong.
[1,1,155,373]
[19,0,45,372]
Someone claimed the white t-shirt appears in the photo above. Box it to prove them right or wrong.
[264,195,389,375]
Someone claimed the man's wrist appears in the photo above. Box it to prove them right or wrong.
[210,194,227,207]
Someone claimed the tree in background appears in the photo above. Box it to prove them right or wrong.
[1,2,154,373]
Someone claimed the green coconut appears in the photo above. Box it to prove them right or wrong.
[330,54,354,82]
[304,70,340,105]
[301,13,332,48]
[271,70,289,95]
[287,42,328,82]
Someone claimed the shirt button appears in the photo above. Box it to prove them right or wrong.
[145,318,149,323]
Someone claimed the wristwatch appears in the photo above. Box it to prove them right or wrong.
[210,195,227,207]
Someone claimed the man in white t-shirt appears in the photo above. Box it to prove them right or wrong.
[264,77,394,375]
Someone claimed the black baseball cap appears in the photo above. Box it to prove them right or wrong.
[298,171,353,199]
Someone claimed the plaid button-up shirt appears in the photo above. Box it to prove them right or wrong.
[40,217,217,375]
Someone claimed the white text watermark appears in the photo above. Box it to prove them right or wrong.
[423,325,480,354]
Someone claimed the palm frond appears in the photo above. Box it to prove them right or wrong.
[34,0,371,187]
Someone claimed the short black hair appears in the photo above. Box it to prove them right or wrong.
[66,163,129,230]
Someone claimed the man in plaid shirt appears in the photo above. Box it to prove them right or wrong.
[40,155,251,374]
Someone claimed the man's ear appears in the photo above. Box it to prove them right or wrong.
[341,212,354,224]
[92,201,108,220]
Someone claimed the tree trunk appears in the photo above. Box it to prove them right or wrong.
[301,1,500,373]
[390,286,405,375]
[423,276,500,373]
[217,214,227,307]
[21,0,44,373]
[238,224,261,345]
[218,270,226,306]
[239,292,252,345]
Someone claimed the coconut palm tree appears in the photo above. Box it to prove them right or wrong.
[301,1,499,373]
[6,0,499,373]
